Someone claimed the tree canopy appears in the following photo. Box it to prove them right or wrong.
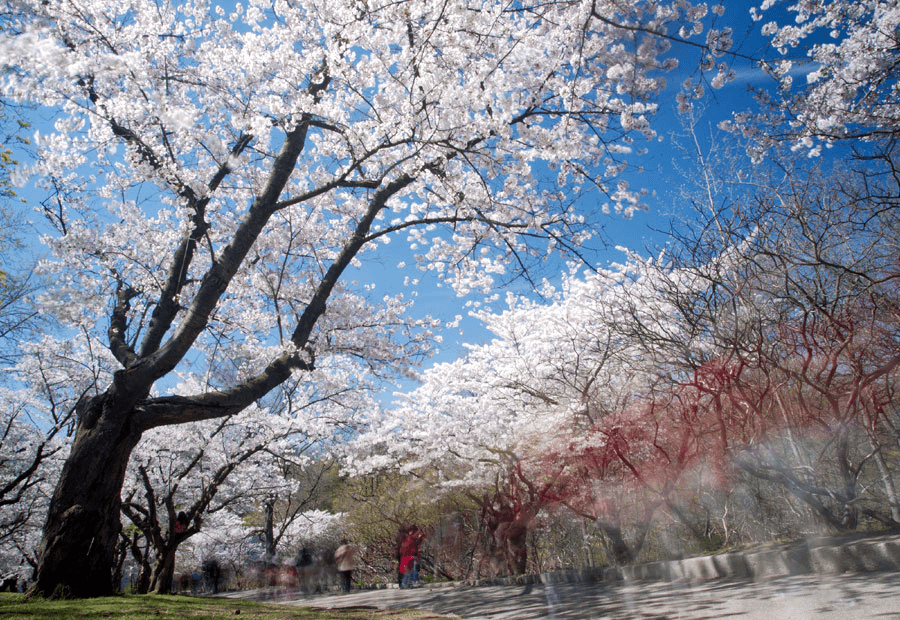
[0,0,738,597]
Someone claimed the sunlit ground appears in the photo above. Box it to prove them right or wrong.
[268,571,900,619]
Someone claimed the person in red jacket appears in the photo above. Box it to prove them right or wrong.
[399,526,424,588]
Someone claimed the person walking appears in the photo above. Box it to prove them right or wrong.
[295,546,313,594]
[334,540,358,593]
[399,526,425,588]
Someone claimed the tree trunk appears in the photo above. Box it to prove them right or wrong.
[599,524,634,565]
[135,543,152,595]
[836,431,859,531]
[111,535,129,595]
[150,546,177,594]
[505,520,528,575]
[264,498,276,559]
[122,528,152,594]
[871,439,900,523]
[28,390,144,599]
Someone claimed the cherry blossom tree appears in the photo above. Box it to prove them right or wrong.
[121,412,287,593]
[120,357,374,595]
[0,106,43,368]
[355,136,900,562]
[0,0,731,597]
[0,389,64,586]
[176,504,343,592]
[253,456,341,559]
[346,258,693,568]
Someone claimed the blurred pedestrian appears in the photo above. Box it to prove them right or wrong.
[296,546,313,594]
[334,539,358,593]
[399,526,424,588]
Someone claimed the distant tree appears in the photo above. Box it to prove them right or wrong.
[641,129,900,533]
[0,334,100,582]
[357,142,900,561]
[251,456,341,559]
[470,462,565,576]
[120,413,291,594]
[0,93,41,367]
[0,391,64,582]
[0,94,53,582]
[347,256,691,567]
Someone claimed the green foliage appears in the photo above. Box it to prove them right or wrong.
[0,105,29,294]
[0,114,28,201]
[335,472,475,547]
[694,532,727,555]
[0,147,14,198]
[0,593,446,619]
[331,471,481,582]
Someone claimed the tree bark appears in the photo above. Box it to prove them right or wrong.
[505,518,528,575]
[149,546,177,594]
[599,524,634,566]
[835,431,859,531]
[131,535,153,595]
[28,390,144,598]
[508,535,527,575]
[111,534,129,594]
[872,440,900,524]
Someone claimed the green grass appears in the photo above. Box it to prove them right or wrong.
[0,593,453,619]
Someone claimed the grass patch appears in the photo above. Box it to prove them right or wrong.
[0,593,453,619]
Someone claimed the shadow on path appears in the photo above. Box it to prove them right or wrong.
[269,572,900,619]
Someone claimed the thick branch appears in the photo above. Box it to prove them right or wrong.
[139,133,254,358]
[134,178,417,431]
[109,283,139,367]
[132,119,316,385]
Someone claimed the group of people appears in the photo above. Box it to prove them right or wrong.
[287,526,426,596]
[291,543,356,594]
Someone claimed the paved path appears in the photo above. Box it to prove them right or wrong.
[237,573,900,619]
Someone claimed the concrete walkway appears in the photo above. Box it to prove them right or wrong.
[249,573,900,619]
[223,534,900,618]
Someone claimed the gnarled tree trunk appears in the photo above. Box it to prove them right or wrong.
[28,389,144,598]
[132,535,153,595]
[149,546,178,594]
